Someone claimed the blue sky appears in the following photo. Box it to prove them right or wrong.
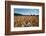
[14,8,39,15]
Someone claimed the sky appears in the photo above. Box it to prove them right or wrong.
[14,8,39,15]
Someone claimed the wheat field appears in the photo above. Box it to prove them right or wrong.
[14,16,39,27]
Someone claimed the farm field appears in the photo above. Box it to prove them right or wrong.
[14,15,39,27]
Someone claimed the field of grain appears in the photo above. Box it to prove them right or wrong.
[14,16,39,27]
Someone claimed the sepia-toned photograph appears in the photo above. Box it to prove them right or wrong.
[14,8,39,27]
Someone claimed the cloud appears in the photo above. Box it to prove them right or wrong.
[14,8,39,15]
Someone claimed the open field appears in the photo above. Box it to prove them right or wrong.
[14,15,39,27]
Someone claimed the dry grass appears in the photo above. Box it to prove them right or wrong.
[14,16,39,27]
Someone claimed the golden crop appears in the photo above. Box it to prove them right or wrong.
[14,16,39,27]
